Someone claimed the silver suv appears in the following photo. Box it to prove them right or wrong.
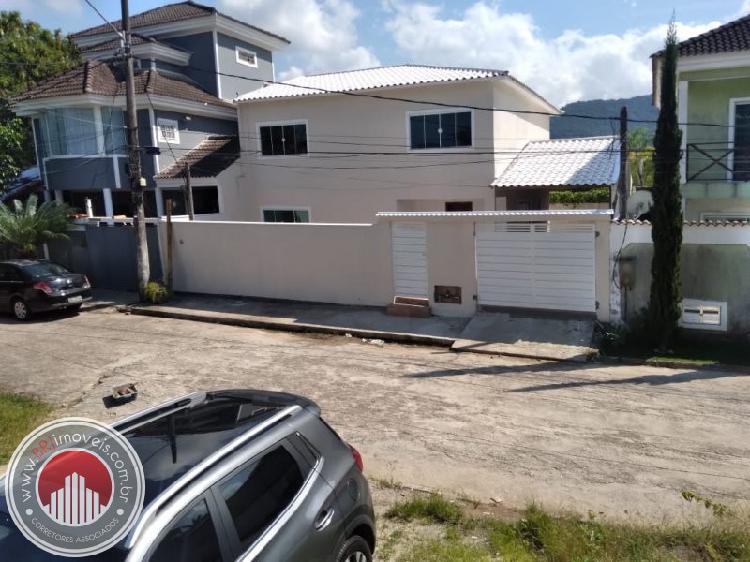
[0,390,376,561]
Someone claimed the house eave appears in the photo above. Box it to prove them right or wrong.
[13,94,236,120]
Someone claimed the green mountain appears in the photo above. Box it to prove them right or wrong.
[550,95,657,139]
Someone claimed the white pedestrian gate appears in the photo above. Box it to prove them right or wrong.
[475,222,596,313]
[391,222,428,298]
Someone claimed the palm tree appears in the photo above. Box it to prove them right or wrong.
[0,195,71,258]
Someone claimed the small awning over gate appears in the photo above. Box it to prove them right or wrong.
[492,136,620,191]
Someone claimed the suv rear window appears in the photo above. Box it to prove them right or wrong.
[148,498,221,562]
[22,262,69,278]
[218,445,304,549]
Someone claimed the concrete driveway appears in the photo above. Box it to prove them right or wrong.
[1,309,748,523]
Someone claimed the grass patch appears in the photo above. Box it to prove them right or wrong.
[385,493,464,525]
[0,393,53,464]
[383,493,750,562]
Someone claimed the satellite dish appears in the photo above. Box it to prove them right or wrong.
[627,189,653,219]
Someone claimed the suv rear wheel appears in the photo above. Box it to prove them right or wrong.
[11,298,30,321]
[336,535,372,562]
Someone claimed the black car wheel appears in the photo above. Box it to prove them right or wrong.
[336,536,372,562]
[11,298,30,321]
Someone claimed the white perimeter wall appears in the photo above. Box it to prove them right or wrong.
[161,220,393,306]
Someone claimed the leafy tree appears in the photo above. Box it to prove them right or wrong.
[0,11,80,193]
[648,22,683,350]
[0,194,70,257]
[628,127,655,187]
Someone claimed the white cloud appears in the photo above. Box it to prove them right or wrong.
[385,1,718,105]
[2,0,82,15]
[218,0,379,78]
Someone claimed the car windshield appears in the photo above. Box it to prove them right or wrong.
[22,262,70,278]
[123,395,280,506]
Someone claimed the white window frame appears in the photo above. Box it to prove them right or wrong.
[156,118,180,144]
[261,206,311,223]
[235,46,258,68]
[256,119,309,159]
[406,108,475,153]
[726,97,750,180]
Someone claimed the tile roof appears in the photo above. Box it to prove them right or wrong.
[12,60,232,109]
[653,15,750,57]
[155,135,240,179]
[613,218,750,227]
[492,136,620,189]
[377,209,614,219]
[237,64,509,99]
[70,1,289,45]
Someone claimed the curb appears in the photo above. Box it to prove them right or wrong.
[121,304,457,348]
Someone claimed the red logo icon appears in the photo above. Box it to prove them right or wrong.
[37,450,114,526]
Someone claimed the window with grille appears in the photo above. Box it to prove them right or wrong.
[157,118,180,143]
[235,46,258,67]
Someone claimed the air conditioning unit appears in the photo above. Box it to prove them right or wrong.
[679,299,727,332]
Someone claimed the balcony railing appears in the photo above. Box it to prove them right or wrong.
[686,142,750,182]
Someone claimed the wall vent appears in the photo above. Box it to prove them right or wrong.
[679,299,727,332]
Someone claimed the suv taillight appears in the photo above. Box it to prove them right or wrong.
[350,445,364,472]
[33,281,54,295]
[83,275,91,289]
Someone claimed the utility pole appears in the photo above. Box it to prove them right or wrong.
[184,163,195,220]
[618,106,629,220]
[122,0,150,299]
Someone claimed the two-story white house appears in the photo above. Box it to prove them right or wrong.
[225,65,620,223]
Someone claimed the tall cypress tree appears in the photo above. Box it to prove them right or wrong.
[649,22,683,350]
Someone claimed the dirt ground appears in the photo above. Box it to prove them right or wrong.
[2,308,749,524]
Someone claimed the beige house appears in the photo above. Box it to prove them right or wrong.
[223,65,561,222]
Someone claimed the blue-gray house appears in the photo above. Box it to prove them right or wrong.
[12,1,289,218]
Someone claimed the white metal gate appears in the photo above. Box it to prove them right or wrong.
[475,222,596,313]
[391,222,428,297]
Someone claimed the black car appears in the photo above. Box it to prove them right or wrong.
[0,390,376,562]
[0,259,92,320]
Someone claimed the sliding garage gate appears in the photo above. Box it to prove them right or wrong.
[475,222,596,313]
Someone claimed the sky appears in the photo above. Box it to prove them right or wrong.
[2,0,749,105]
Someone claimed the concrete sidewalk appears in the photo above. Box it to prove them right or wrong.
[126,294,469,346]
[122,294,597,360]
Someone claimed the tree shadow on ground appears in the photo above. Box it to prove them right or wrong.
[405,360,748,392]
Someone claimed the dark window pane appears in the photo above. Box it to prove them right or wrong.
[193,186,219,214]
[734,104,750,179]
[410,115,425,149]
[440,113,457,147]
[260,126,273,156]
[456,112,472,146]
[163,190,186,215]
[148,499,220,562]
[271,126,284,156]
[219,446,304,549]
[263,210,275,222]
[293,210,309,222]
[294,124,308,154]
[282,125,296,155]
[424,114,441,148]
